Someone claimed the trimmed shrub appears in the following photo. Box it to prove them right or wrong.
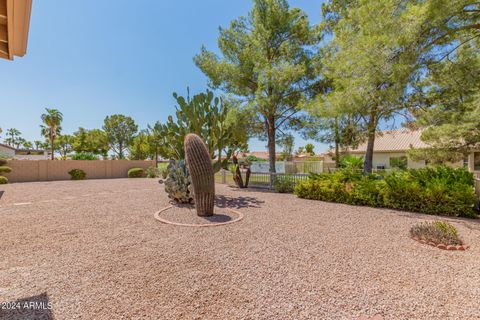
[0,176,8,184]
[273,175,296,193]
[295,166,477,218]
[71,152,98,160]
[0,166,12,174]
[410,221,462,245]
[146,166,160,178]
[68,169,86,180]
[128,167,144,178]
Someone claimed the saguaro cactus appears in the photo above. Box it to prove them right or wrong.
[184,134,215,216]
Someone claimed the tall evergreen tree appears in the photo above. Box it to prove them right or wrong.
[195,0,320,173]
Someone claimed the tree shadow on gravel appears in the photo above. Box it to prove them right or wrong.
[0,191,4,200]
[215,195,264,209]
[0,292,54,320]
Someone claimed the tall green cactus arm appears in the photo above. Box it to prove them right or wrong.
[184,133,215,216]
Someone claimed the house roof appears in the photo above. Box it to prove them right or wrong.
[0,143,15,150]
[0,0,32,60]
[239,151,282,160]
[0,143,45,153]
[350,129,429,153]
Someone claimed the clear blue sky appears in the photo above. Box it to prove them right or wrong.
[0,0,329,153]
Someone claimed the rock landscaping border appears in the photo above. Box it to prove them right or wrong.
[154,205,244,227]
[410,236,470,251]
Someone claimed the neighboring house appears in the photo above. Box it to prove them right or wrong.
[238,151,282,161]
[348,129,473,171]
[0,143,48,160]
[0,0,32,60]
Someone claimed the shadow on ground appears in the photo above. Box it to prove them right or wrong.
[0,292,54,320]
[0,191,4,201]
[215,195,264,209]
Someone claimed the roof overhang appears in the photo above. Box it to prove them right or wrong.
[0,0,32,60]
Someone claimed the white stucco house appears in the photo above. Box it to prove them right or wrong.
[0,143,48,160]
[348,129,480,173]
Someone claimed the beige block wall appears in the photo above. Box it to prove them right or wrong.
[3,160,155,183]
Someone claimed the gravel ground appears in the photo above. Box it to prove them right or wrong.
[1,179,480,320]
[158,205,241,225]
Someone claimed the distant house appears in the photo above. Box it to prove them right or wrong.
[348,129,432,170]
[0,143,48,160]
[346,129,480,173]
[238,151,282,161]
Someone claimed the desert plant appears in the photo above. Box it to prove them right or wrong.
[339,155,364,171]
[128,168,144,178]
[146,166,160,178]
[410,221,462,246]
[159,167,168,179]
[0,158,12,184]
[68,169,86,180]
[164,160,193,203]
[273,175,296,193]
[184,133,215,216]
[71,152,98,160]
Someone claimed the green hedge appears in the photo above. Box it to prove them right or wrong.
[295,166,478,218]
[68,169,87,180]
[128,168,144,178]
[0,176,8,184]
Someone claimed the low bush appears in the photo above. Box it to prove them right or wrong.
[146,166,160,178]
[273,175,296,193]
[71,152,98,160]
[295,166,477,218]
[128,167,144,178]
[0,166,12,174]
[410,221,462,245]
[0,159,12,184]
[68,169,87,180]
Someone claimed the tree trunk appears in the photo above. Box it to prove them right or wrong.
[334,117,340,168]
[363,120,376,174]
[267,123,276,174]
[50,136,54,160]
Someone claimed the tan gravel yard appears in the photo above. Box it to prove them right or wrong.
[1,179,480,320]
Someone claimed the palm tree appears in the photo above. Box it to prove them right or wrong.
[40,108,63,160]
[5,128,21,146]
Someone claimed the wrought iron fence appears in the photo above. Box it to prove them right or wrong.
[215,170,310,189]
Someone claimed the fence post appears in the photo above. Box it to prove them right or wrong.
[221,169,226,184]
[269,173,274,190]
[475,178,480,210]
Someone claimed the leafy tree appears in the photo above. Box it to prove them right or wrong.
[321,0,439,173]
[73,128,110,157]
[40,108,63,160]
[194,0,320,173]
[277,134,294,161]
[56,135,74,159]
[103,114,138,159]
[408,42,480,162]
[304,143,314,155]
[129,130,151,160]
[22,141,33,150]
[157,89,248,171]
[146,122,167,166]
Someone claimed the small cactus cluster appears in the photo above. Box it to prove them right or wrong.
[0,158,12,184]
[164,160,194,203]
[184,134,215,216]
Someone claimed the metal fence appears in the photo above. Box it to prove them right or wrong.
[215,170,310,189]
